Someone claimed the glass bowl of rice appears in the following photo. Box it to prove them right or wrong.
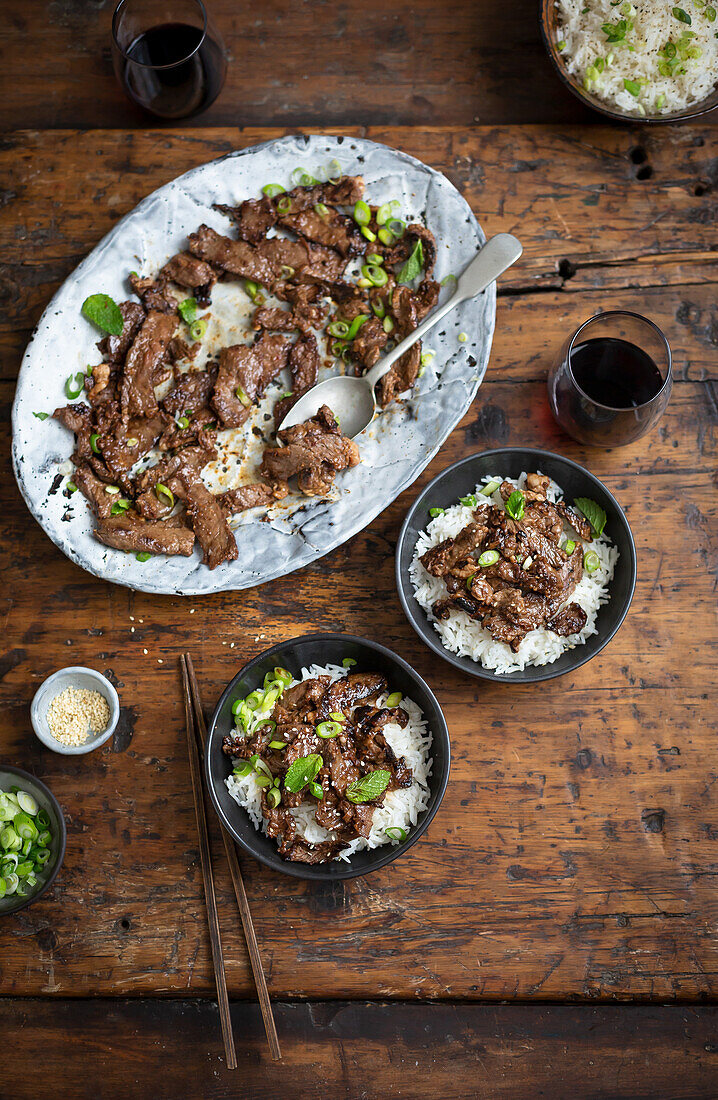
[540,0,718,122]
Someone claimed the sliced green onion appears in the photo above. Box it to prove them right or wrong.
[280,265,295,279]
[361,226,376,242]
[276,197,292,215]
[371,298,386,319]
[385,692,402,708]
[126,437,139,447]
[624,78,642,96]
[314,202,329,216]
[67,481,78,494]
[565,539,576,555]
[672,6,691,23]
[65,372,85,400]
[557,38,567,50]
[386,218,405,238]
[155,483,175,509]
[16,792,38,816]
[35,849,51,866]
[104,485,120,495]
[13,814,37,842]
[266,787,281,808]
[326,158,342,181]
[584,550,600,574]
[36,829,51,847]
[346,315,369,340]
[385,826,408,842]
[252,757,273,780]
[366,253,384,266]
[189,319,207,341]
[235,385,252,407]
[110,499,131,515]
[458,332,468,343]
[262,183,285,198]
[357,278,372,288]
[481,479,501,496]
[177,416,190,430]
[478,549,500,567]
[440,273,458,290]
[429,507,444,518]
[291,167,320,187]
[706,5,716,19]
[375,202,396,226]
[3,873,18,895]
[254,775,272,789]
[37,810,50,828]
[245,279,260,300]
[0,826,19,850]
[382,316,394,334]
[331,340,346,357]
[309,781,324,799]
[274,667,292,688]
[329,712,346,722]
[377,226,395,246]
[342,657,356,668]
[327,320,350,338]
[316,721,342,739]
[233,761,253,778]
[459,494,477,507]
[135,552,152,563]
[362,264,388,287]
[246,691,264,711]
[655,93,666,108]
[353,200,371,226]
[268,740,287,751]
[90,433,101,454]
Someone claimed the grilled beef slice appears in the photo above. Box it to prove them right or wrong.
[120,311,177,421]
[260,405,360,496]
[94,513,196,557]
[212,334,291,428]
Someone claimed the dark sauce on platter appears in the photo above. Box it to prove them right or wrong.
[123,22,225,119]
[570,337,664,408]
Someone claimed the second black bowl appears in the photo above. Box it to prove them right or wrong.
[205,633,451,880]
[396,448,637,683]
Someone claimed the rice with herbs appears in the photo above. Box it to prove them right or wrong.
[225,663,433,862]
[555,1,718,116]
[410,472,619,676]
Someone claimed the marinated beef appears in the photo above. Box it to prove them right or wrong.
[377,286,421,406]
[120,311,177,421]
[159,252,217,306]
[273,333,320,428]
[217,482,288,516]
[97,301,145,364]
[212,334,291,428]
[260,405,360,496]
[94,513,196,557]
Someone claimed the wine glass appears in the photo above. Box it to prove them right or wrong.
[547,311,672,448]
[111,0,227,120]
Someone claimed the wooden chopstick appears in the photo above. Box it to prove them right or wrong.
[185,652,282,1062]
[180,655,238,1071]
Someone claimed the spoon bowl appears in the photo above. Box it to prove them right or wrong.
[278,233,523,437]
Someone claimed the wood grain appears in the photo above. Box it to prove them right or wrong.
[2,1000,717,1099]
[0,128,715,1003]
[3,1,594,131]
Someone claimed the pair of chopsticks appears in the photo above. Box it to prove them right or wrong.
[180,653,282,1064]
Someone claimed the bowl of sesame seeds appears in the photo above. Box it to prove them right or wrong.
[31,667,120,755]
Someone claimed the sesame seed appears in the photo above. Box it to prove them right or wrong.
[143,649,148,655]
[129,616,134,622]
[130,627,135,633]
[190,609,195,615]
[46,687,110,747]
[158,659,163,664]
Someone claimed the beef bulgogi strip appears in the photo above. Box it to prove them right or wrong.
[422,474,592,651]
[223,670,414,863]
[260,405,360,497]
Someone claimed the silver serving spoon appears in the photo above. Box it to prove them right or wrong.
[278,232,523,439]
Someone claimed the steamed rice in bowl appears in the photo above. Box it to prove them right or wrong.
[410,472,619,675]
[225,663,433,863]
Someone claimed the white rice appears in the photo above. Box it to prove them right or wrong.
[225,663,433,862]
[410,472,619,676]
[555,0,718,116]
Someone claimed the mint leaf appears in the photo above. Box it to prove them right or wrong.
[284,753,323,794]
[505,489,525,521]
[397,239,424,285]
[345,769,391,804]
[574,497,607,537]
[178,297,198,325]
[81,293,123,336]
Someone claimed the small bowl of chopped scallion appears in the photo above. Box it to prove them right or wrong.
[0,766,66,915]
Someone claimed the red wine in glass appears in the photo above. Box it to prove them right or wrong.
[112,0,226,120]
[548,311,672,448]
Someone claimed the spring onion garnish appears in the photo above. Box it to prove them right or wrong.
[459,494,477,507]
[331,340,346,357]
[327,320,350,338]
[583,550,600,574]
[371,298,386,318]
[316,721,342,739]
[235,385,252,407]
[126,437,139,447]
[178,298,198,325]
[155,483,175,509]
[673,6,691,23]
[0,786,54,900]
[382,316,394,334]
[266,787,281,808]
[276,196,292,214]
[386,826,408,842]
[375,202,396,226]
[135,552,152,562]
[706,6,716,20]
[104,484,120,495]
[624,78,642,96]
[362,264,388,287]
[357,278,372,289]
[342,657,356,668]
[398,239,424,284]
[458,332,468,343]
[385,691,402,708]
[280,265,295,279]
[361,226,377,242]
[346,315,369,340]
[284,753,323,793]
[90,433,101,454]
[429,507,444,517]
[177,416,190,430]
[656,93,666,108]
[505,490,525,521]
[478,549,500,567]
[262,183,285,198]
[377,226,395,246]
[67,481,78,494]
[110,500,130,515]
[557,39,566,50]
[268,740,287,751]
[188,319,206,342]
[353,200,371,226]
[233,761,253,777]
[33,411,49,420]
[565,539,576,555]
[81,293,123,336]
[345,769,391,804]
[601,17,628,43]
[254,775,272,789]
[387,218,405,238]
[329,712,346,722]
[309,781,324,800]
[366,253,384,266]
[291,167,319,187]
[326,158,343,182]
[65,372,85,400]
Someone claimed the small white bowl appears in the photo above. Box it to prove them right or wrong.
[31,667,120,755]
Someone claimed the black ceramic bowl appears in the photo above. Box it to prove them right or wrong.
[205,633,451,880]
[0,765,67,916]
[540,0,718,123]
[396,448,637,684]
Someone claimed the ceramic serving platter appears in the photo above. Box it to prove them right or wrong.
[11,134,495,595]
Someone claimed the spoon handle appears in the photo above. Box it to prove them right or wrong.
[363,233,523,392]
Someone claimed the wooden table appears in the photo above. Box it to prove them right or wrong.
[1,8,717,1093]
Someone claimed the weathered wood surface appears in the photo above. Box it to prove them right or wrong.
[0,127,716,1003]
[5,0,594,130]
[2,1001,717,1099]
